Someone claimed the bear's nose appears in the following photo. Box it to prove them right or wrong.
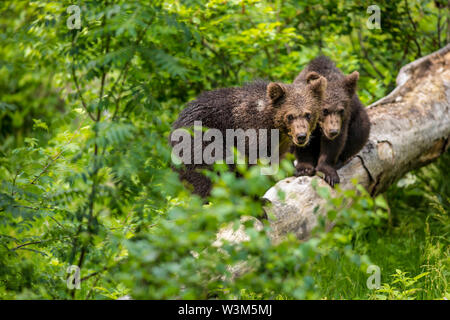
[329,129,339,137]
[296,133,307,144]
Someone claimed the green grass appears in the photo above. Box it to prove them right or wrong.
[314,152,449,300]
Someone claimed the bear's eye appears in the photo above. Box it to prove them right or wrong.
[323,109,329,116]
[304,113,311,120]
[338,109,345,115]
[287,115,294,121]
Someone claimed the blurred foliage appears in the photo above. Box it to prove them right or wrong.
[0,0,448,299]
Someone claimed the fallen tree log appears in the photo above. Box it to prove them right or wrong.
[218,44,450,243]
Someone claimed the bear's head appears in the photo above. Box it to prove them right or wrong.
[317,71,359,140]
[269,73,327,147]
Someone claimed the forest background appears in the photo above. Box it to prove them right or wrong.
[0,0,448,300]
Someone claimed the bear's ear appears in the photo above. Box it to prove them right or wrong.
[305,71,321,84]
[344,71,359,96]
[267,82,285,104]
[307,75,327,100]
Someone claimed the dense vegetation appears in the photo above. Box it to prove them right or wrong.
[0,0,448,300]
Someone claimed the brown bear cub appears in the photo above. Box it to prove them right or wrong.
[171,75,327,197]
[293,56,370,186]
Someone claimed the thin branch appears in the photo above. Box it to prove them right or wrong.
[30,116,88,185]
[200,37,235,82]
[447,1,450,44]
[112,23,151,121]
[85,276,100,300]
[81,265,109,282]
[11,170,18,196]
[48,215,66,230]
[15,247,48,256]
[404,0,422,58]
[10,204,66,229]
[350,33,378,80]
[10,234,79,251]
[71,65,96,122]
[437,7,442,49]
[11,241,43,251]
[98,14,111,122]
[394,35,410,75]
[0,234,19,241]
[357,29,384,80]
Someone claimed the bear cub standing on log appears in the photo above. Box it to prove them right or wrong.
[171,75,327,197]
[293,56,370,186]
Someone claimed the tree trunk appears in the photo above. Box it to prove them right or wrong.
[217,44,450,244]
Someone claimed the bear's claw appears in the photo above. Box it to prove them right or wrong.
[315,165,340,187]
[295,163,316,177]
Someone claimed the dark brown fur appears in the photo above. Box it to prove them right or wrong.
[171,76,327,197]
[293,56,371,186]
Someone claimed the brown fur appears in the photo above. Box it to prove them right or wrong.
[171,76,327,197]
[293,56,371,186]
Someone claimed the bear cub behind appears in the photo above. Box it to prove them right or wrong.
[293,56,371,186]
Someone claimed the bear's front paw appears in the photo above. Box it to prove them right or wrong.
[294,163,316,177]
[315,165,340,187]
